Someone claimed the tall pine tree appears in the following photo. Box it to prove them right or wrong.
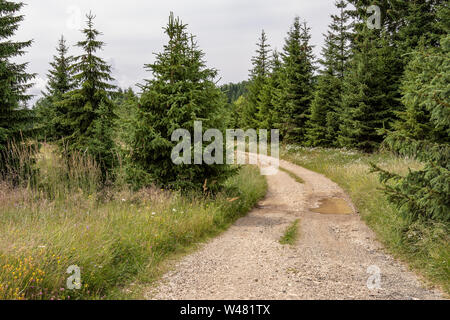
[45,36,75,99]
[305,0,351,147]
[258,50,283,131]
[35,35,74,140]
[338,27,401,152]
[338,0,407,152]
[279,17,315,143]
[373,29,449,222]
[0,0,35,176]
[242,30,271,129]
[57,13,116,179]
[129,13,230,190]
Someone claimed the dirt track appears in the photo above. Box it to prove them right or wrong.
[147,155,444,300]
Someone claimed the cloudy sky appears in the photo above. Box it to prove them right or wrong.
[16,0,339,103]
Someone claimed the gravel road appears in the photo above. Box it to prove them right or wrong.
[147,155,444,300]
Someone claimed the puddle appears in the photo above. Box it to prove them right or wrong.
[310,198,353,215]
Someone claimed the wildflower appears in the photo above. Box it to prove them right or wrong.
[151,212,156,215]
[172,208,177,212]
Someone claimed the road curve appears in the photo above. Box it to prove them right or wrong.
[147,155,444,300]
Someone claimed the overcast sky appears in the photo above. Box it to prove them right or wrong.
[16,0,340,103]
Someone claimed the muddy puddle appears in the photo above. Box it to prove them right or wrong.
[310,198,353,215]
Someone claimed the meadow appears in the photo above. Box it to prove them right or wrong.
[0,144,267,300]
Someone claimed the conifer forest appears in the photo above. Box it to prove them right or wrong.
[0,0,448,303]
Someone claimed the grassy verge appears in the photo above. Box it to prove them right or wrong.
[0,145,267,300]
[281,145,449,294]
[279,219,300,245]
[279,167,304,184]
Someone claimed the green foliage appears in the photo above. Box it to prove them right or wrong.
[56,13,117,180]
[0,160,267,299]
[35,36,74,141]
[114,88,139,146]
[279,219,300,245]
[129,13,232,191]
[338,29,401,152]
[220,81,249,129]
[306,75,342,147]
[242,30,271,129]
[44,36,75,99]
[373,33,450,223]
[395,0,446,55]
[258,50,283,131]
[0,0,35,173]
[305,0,351,147]
[278,17,315,142]
[220,81,248,104]
[230,95,250,129]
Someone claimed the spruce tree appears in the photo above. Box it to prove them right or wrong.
[35,35,74,140]
[243,30,271,129]
[258,50,283,131]
[338,23,401,152]
[129,13,230,190]
[388,1,449,143]
[0,1,35,149]
[305,0,351,147]
[372,31,449,223]
[220,81,248,104]
[395,0,445,54]
[279,17,315,143]
[45,36,75,99]
[0,0,36,176]
[57,13,116,179]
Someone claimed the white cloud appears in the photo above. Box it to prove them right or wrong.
[17,0,338,105]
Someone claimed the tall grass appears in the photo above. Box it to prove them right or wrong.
[35,143,102,199]
[0,140,37,187]
[279,219,300,245]
[0,143,267,300]
[281,145,449,294]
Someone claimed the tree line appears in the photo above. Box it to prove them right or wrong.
[1,2,231,191]
[235,0,449,222]
[0,0,448,222]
